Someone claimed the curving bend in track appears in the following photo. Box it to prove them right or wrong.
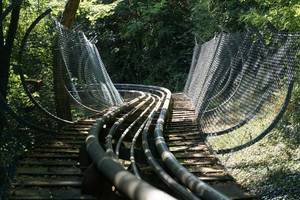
[9,84,254,200]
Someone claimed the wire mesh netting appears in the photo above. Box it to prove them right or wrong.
[1,12,126,199]
[13,17,124,128]
[184,30,300,153]
[55,22,123,111]
[12,15,61,128]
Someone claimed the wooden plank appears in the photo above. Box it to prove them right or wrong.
[169,94,254,199]
[166,130,199,136]
[166,126,198,130]
[36,143,81,149]
[33,148,80,154]
[180,160,219,166]
[166,135,203,141]
[198,175,234,182]
[10,188,95,200]
[188,167,226,174]
[26,153,78,159]
[169,145,208,152]
[167,140,206,147]
[62,127,91,131]
[17,167,81,176]
[54,135,87,140]
[167,129,198,134]
[13,180,82,187]
[19,159,79,167]
[61,130,89,135]
[44,140,84,145]
[174,152,215,159]
[169,118,195,122]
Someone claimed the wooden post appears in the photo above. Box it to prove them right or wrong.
[53,0,80,121]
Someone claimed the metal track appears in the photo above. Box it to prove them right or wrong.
[9,85,254,200]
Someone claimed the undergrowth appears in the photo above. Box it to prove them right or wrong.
[219,131,300,199]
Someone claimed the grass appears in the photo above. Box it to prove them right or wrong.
[218,133,300,199]
[207,90,300,199]
[207,91,285,151]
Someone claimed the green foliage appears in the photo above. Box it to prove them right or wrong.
[2,0,63,120]
[86,0,195,91]
[79,0,121,23]
[205,2,300,198]
[276,81,300,148]
[191,0,218,40]
[219,132,300,199]
[208,0,300,31]
[240,0,300,31]
[0,2,62,198]
[1,0,299,199]
[7,68,34,109]
[206,0,300,148]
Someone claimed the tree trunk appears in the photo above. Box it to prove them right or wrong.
[0,49,9,128]
[0,50,9,101]
[53,48,73,121]
[0,1,22,129]
[61,0,80,28]
[53,0,80,121]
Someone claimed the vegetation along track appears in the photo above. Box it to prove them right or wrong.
[9,84,254,200]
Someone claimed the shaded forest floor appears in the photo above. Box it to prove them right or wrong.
[219,131,300,200]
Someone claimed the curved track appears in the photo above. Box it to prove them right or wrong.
[9,84,254,200]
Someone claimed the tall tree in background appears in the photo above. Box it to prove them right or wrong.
[208,0,300,31]
[94,0,194,91]
[53,0,80,121]
[0,0,22,129]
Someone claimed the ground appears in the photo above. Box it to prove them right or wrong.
[218,132,300,200]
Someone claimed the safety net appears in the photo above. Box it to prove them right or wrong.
[55,22,123,110]
[184,30,300,153]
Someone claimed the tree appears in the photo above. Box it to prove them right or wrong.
[53,0,80,121]
[0,0,23,129]
[61,0,80,28]
[92,0,194,91]
[208,0,300,31]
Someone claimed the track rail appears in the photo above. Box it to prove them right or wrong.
[9,84,254,200]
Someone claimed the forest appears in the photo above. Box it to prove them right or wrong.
[0,0,300,199]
